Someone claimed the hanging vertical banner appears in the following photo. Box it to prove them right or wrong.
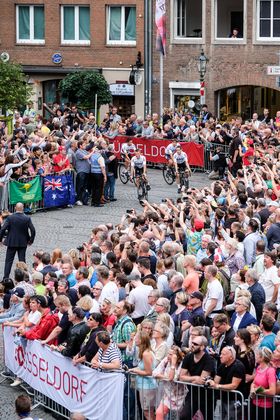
[155,0,166,55]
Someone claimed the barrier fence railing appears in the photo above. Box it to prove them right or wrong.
[1,336,280,420]
[113,135,230,174]
[7,169,76,213]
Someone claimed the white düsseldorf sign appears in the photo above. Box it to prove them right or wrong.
[4,327,124,420]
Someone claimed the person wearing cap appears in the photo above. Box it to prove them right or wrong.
[179,209,204,256]
[51,306,90,358]
[0,287,25,324]
[21,295,59,342]
[0,202,36,279]
[181,291,205,332]
[266,207,280,250]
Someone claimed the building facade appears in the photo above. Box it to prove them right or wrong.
[0,0,145,117]
[152,0,280,119]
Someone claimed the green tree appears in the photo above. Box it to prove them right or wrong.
[59,71,112,109]
[0,61,32,111]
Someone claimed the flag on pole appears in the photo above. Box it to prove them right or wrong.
[9,176,42,204]
[155,0,166,55]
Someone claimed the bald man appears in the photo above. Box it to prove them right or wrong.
[0,202,35,278]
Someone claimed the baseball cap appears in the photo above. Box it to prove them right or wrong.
[190,291,204,301]
[194,219,204,230]
[11,287,25,298]
[216,124,222,129]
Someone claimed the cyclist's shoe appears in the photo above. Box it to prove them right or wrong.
[146,184,151,191]
[177,187,181,194]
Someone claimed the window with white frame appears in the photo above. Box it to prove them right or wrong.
[257,0,280,39]
[107,6,136,44]
[61,5,90,44]
[175,0,202,39]
[16,5,45,43]
[215,0,244,39]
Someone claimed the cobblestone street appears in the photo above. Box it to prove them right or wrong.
[0,169,209,419]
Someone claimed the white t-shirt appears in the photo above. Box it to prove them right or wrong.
[259,265,280,302]
[27,310,42,328]
[127,284,153,318]
[203,279,224,318]
[99,281,119,305]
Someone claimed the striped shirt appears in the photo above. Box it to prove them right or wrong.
[97,342,122,368]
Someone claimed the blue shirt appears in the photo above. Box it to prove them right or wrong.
[259,333,276,351]
[67,272,77,288]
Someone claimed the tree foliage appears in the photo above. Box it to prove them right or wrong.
[0,61,32,111]
[59,71,112,108]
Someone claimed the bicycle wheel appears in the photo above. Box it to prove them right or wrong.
[137,180,148,201]
[179,171,186,189]
[163,166,175,185]
[119,164,129,184]
[184,176,189,189]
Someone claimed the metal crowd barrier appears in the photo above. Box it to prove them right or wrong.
[7,169,76,214]
[125,373,280,420]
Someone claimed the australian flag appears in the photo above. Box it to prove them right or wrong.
[43,174,76,208]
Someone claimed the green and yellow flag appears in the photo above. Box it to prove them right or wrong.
[9,176,42,204]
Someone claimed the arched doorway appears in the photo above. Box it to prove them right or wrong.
[216,85,280,121]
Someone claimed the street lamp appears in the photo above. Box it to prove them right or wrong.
[198,49,208,106]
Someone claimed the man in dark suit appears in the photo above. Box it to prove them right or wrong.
[0,202,35,278]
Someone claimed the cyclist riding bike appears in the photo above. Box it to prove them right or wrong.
[165,139,180,168]
[121,138,136,173]
[130,148,151,190]
[173,145,191,193]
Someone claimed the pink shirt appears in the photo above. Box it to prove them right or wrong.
[253,365,276,408]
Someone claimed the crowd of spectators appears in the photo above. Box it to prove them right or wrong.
[1,103,280,419]
[1,102,280,209]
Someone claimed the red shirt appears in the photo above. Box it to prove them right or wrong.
[53,153,70,173]
[102,313,116,329]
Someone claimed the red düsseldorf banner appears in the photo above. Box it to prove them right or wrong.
[113,136,205,167]
[4,327,124,420]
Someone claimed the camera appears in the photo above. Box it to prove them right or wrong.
[77,246,84,252]
[161,199,167,203]
[204,376,212,387]
[126,209,133,214]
